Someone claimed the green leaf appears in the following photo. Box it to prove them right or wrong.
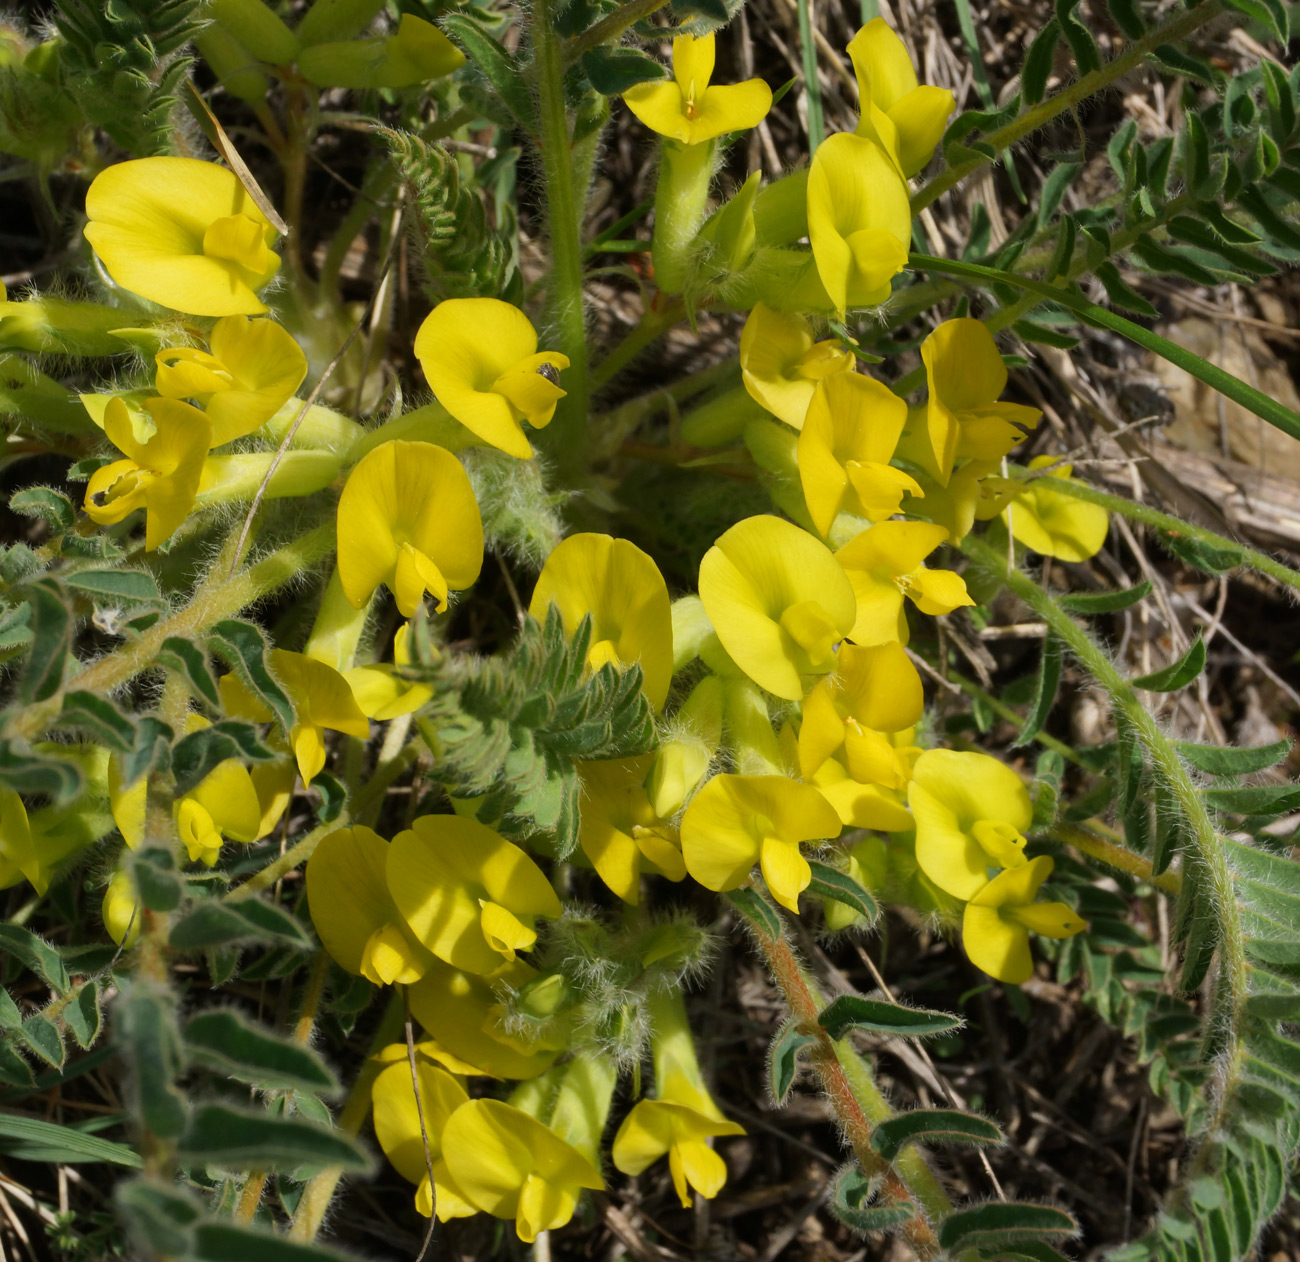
[1174,737,1291,777]
[21,578,71,703]
[1108,0,1145,38]
[768,1020,816,1104]
[1058,580,1152,614]
[937,1202,1078,1250]
[671,0,730,25]
[208,619,295,734]
[170,899,314,951]
[726,887,783,939]
[177,1105,368,1172]
[64,981,102,1051]
[1132,635,1206,692]
[115,985,188,1139]
[1204,784,1300,816]
[869,1109,1004,1163]
[1054,0,1098,74]
[65,568,164,605]
[1149,42,1214,85]
[1222,0,1289,42]
[1131,237,1223,286]
[0,740,84,803]
[1160,529,1241,574]
[158,636,221,708]
[132,847,185,913]
[1094,263,1160,318]
[10,487,74,531]
[1037,161,1082,227]
[120,716,174,789]
[56,690,138,753]
[22,1015,64,1068]
[311,770,346,825]
[1013,318,1079,349]
[441,13,536,131]
[0,925,69,993]
[830,1166,915,1233]
[0,987,21,1031]
[806,859,878,923]
[0,1043,34,1089]
[116,1180,202,1256]
[1012,632,1061,748]
[1020,21,1060,105]
[192,1222,359,1262]
[818,995,963,1040]
[0,1111,140,1167]
[184,1012,338,1094]
[171,720,275,796]
[580,46,667,95]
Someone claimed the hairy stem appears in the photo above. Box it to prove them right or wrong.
[566,0,671,62]
[1056,822,1182,894]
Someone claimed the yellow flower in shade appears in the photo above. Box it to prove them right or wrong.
[336,440,484,618]
[370,1049,478,1221]
[898,453,1013,545]
[739,302,854,429]
[84,396,211,550]
[408,958,560,1080]
[102,866,142,948]
[344,624,435,721]
[613,990,744,1207]
[798,372,921,536]
[440,1057,611,1243]
[622,33,772,146]
[646,675,724,818]
[807,726,919,832]
[963,855,1087,984]
[909,749,1032,900]
[835,520,974,646]
[848,19,955,177]
[387,815,562,975]
[268,648,370,784]
[698,515,857,702]
[306,826,434,986]
[1004,456,1110,562]
[797,642,922,786]
[577,756,684,904]
[154,316,307,446]
[920,319,1042,485]
[680,773,841,913]
[83,157,281,316]
[529,533,674,711]
[807,132,911,315]
[414,299,568,459]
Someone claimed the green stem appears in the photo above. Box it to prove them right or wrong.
[1042,478,1300,595]
[590,296,687,391]
[910,0,1224,214]
[1056,822,1182,894]
[565,0,671,62]
[796,0,824,152]
[532,0,590,465]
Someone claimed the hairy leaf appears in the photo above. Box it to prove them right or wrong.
[870,1109,1004,1163]
[818,995,963,1039]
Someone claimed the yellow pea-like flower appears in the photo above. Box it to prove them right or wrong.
[268,648,370,784]
[336,440,484,618]
[154,316,307,446]
[835,520,974,646]
[848,18,955,177]
[1004,455,1110,562]
[681,773,841,913]
[344,623,435,721]
[699,515,857,701]
[739,302,854,430]
[529,532,674,711]
[807,132,911,315]
[798,371,920,536]
[613,990,744,1207]
[306,825,434,986]
[921,319,1042,486]
[577,755,684,905]
[963,855,1086,984]
[84,396,211,551]
[371,1050,477,1221]
[807,726,919,833]
[622,33,772,146]
[414,299,568,459]
[102,866,142,949]
[646,674,724,818]
[908,749,1032,900]
[387,815,562,975]
[83,157,281,316]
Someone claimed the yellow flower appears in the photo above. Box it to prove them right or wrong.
[699,515,857,701]
[414,299,568,459]
[646,675,724,818]
[84,396,210,550]
[835,520,974,646]
[577,756,684,904]
[371,1050,477,1221]
[797,642,922,786]
[798,371,920,536]
[529,533,674,711]
[909,749,1032,900]
[83,157,281,316]
[154,316,307,446]
[306,825,434,986]
[269,648,371,784]
[622,33,772,145]
[806,726,919,832]
[336,440,484,618]
[408,958,561,1080]
[848,19,955,177]
[1004,456,1110,562]
[344,624,435,721]
[613,990,744,1207]
[807,132,911,315]
[963,856,1086,984]
[681,773,841,912]
[739,302,854,429]
[920,319,1042,485]
[102,866,142,948]
[298,13,465,89]
[387,815,562,975]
